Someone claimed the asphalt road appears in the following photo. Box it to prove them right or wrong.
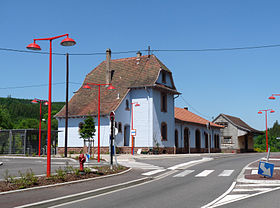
[52,153,265,208]
[0,157,79,179]
[219,186,280,208]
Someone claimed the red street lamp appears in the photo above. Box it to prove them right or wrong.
[83,82,115,162]
[258,109,275,152]
[31,98,48,156]
[268,94,280,100]
[131,102,140,155]
[27,34,76,177]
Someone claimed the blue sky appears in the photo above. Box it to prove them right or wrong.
[1,0,280,130]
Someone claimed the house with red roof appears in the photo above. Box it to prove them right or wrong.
[174,107,223,153]
[56,50,180,154]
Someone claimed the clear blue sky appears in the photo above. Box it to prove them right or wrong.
[1,0,280,131]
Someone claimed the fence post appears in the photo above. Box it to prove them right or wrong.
[9,130,12,154]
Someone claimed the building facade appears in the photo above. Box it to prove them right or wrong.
[213,114,262,153]
[175,107,223,153]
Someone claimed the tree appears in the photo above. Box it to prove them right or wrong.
[79,116,96,139]
[79,116,96,156]
[0,105,13,129]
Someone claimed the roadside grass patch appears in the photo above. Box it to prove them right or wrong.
[0,165,128,192]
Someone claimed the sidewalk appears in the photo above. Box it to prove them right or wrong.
[238,154,280,183]
[0,168,148,208]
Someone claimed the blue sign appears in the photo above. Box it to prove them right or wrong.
[258,161,274,178]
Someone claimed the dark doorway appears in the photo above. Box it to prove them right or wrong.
[204,132,208,149]
[175,130,178,148]
[244,135,248,151]
[184,128,189,153]
[195,130,201,151]
[124,125,130,146]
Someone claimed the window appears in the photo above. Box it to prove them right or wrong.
[216,122,228,127]
[161,122,167,141]
[118,122,122,133]
[223,136,232,144]
[125,99,130,111]
[162,71,166,83]
[195,129,201,149]
[161,93,167,112]
[78,122,84,130]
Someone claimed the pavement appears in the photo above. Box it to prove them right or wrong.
[1,153,280,208]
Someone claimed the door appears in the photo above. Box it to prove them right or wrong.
[124,125,130,146]
[184,128,189,153]
[175,130,178,149]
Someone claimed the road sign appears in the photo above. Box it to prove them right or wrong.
[110,111,115,121]
[258,161,274,178]
[131,129,136,136]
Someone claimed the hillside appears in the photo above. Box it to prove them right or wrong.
[0,97,64,130]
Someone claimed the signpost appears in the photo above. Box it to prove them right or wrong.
[110,112,115,169]
[258,161,274,178]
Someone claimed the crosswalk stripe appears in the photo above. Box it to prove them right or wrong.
[195,170,214,177]
[142,169,166,176]
[173,170,195,177]
[218,170,234,177]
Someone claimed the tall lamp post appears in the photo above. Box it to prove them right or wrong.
[27,34,76,177]
[131,102,140,155]
[258,109,275,152]
[31,98,48,156]
[83,82,115,162]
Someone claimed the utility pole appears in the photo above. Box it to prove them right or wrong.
[64,53,69,157]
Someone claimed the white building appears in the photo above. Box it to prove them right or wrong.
[56,50,179,154]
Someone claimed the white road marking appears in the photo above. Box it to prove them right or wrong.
[173,170,194,177]
[232,188,272,192]
[195,170,214,177]
[236,183,280,187]
[142,169,166,176]
[218,170,234,177]
[118,161,162,170]
[215,194,249,205]
[167,157,213,170]
[251,169,258,174]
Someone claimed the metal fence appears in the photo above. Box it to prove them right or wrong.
[0,129,58,155]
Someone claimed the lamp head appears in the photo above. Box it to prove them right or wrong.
[31,99,38,104]
[258,111,262,114]
[83,84,91,89]
[44,101,48,106]
[107,85,115,90]
[26,42,41,50]
[269,96,276,100]
[61,37,76,46]
[135,103,140,107]
[270,110,275,113]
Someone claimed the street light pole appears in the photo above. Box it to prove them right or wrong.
[27,34,76,177]
[258,109,275,152]
[32,98,48,157]
[83,82,115,162]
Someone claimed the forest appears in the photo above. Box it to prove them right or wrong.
[0,97,64,130]
[254,121,280,152]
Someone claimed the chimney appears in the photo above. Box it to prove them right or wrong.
[106,48,111,84]
[184,107,188,111]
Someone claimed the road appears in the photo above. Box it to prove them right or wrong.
[50,153,265,208]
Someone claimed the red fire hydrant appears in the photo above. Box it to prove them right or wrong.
[79,153,86,172]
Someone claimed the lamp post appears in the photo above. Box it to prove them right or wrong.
[31,98,48,156]
[258,109,275,152]
[131,102,140,155]
[27,34,76,177]
[83,82,115,162]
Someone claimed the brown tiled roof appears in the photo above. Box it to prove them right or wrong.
[56,55,179,118]
[219,114,261,133]
[175,107,223,128]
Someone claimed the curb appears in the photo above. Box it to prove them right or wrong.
[0,168,132,196]
[15,176,152,208]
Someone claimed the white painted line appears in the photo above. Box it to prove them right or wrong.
[215,194,249,205]
[195,170,214,177]
[201,181,236,208]
[168,157,213,170]
[236,183,280,187]
[251,169,258,174]
[173,170,194,177]
[218,170,234,177]
[232,188,271,192]
[142,169,166,176]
